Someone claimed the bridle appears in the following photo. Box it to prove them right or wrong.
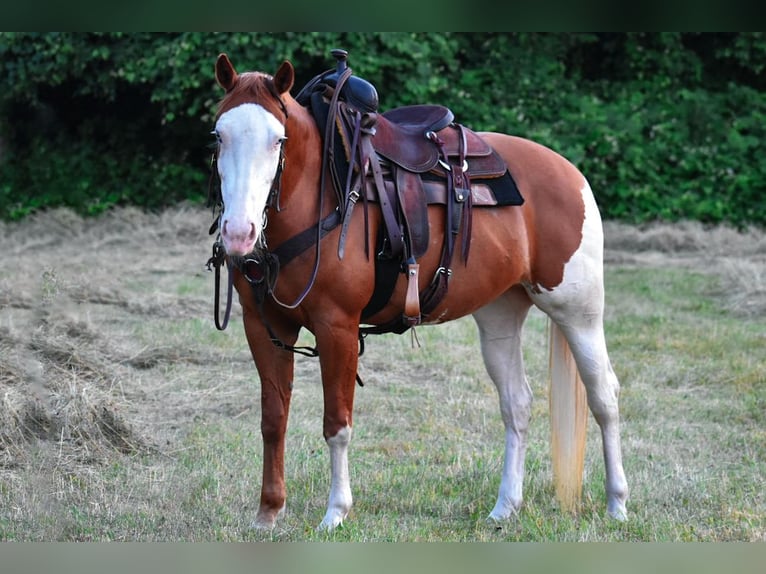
[206,81,342,337]
[205,102,287,331]
[204,62,371,383]
[205,140,284,331]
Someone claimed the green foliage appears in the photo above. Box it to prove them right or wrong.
[0,32,764,226]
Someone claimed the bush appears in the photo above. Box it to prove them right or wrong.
[0,32,763,226]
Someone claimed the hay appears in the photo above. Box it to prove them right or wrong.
[0,299,150,470]
[604,220,766,317]
[0,359,148,470]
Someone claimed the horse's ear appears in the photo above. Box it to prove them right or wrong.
[273,60,294,95]
[215,53,238,92]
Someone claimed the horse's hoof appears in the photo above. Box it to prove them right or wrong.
[487,498,521,522]
[250,519,274,531]
[250,505,285,530]
[250,516,277,532]
[607,503,628,522]
[487,511,508,523]
[317,510,346,532]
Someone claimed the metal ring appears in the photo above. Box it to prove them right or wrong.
[243,258,265,284]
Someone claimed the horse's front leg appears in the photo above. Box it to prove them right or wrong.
[315,320,360,531]
[241,303,299,529]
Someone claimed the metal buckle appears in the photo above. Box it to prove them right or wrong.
[433,266,452,281]
[437,159,469,172]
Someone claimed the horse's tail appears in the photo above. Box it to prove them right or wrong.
[548,319,588,513]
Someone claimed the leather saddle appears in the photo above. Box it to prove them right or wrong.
[375,104,506,179]
[300,51,522,333]
[369,104,509,259]
[374,105,454,172]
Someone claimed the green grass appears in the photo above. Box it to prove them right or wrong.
[103,266,766,539]
[1,210,764,541]
[251,265,763,541]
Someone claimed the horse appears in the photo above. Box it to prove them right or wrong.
[207,51,629,531]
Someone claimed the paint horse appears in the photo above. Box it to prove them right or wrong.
[208,50,628,530]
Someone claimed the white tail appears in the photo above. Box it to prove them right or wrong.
[548,320,588,513]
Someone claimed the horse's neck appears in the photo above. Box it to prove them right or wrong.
[270,103,326,233]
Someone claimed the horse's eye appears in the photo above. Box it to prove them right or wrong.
[211,130,222,144]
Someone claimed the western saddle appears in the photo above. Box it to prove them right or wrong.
[294,49,523,335]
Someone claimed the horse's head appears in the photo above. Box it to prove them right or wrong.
[213,54,294,256]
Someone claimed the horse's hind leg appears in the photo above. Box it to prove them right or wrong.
[529,224,629,519]
[473,286,534,520]
[548,317,629,520]
[537,319,629,519]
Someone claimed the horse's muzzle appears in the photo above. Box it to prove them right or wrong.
[221,218,257,256]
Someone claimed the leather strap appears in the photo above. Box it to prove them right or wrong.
[338,108,364,260]
[271,209,342,268]
[206,238,233,331]
[215,260,234,331]
[403,261,421,325]
[365,137,404,259]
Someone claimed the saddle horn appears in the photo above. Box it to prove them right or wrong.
[295,49,379,114]
[331,48,349,71]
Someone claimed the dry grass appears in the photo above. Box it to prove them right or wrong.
[0,206,763,540]
[0,206,216,475]
[604,219,766,316]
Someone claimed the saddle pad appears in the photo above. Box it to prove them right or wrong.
[420,171,524,207]
[482,171,525,206]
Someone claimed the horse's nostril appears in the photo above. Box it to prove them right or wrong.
[221,219,256,247]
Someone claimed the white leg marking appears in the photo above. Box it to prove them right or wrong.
[474,290,532,521]
[319,426,353,530]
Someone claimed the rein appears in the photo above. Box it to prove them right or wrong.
[265,66,352,312]
[205,237,234,331]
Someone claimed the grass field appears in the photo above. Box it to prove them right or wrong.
[0,206,763,541]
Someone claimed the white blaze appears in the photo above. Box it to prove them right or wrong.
[215,103,285,256]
